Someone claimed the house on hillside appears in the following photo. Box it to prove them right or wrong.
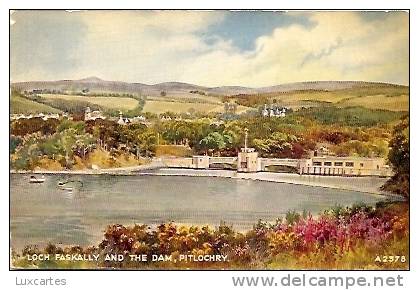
[224,102,238,115]
[10,112,67,121]
[84,107,106,121]
[261,104,287,117]
[116,111,146,125]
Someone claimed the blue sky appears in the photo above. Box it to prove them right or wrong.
[10,10,409,86]
[203,11,314,51]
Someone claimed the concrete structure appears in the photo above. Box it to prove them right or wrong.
[161,128,391,177]
[237,128,259,172]
[162,157,193,168]
[192,155,210,169]
[298,156,392,177]
[161,155,391,177]
[237,148,259,172]
[209,156,237,166]
[260,158,299,171]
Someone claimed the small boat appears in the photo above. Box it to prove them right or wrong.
[29,175,46,183]
[57,181,69,190]
[57,179,83,187]
[57,179,83,194]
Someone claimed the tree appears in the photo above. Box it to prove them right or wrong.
[253,132,298,157]
[74,134,96,158]
[136,129,158,157]
[59,129,78,163]
[11,118,59,136]
[388,118,409,174]
[382,117,409,199]
[10,136,22,154]
[199,132,226,155]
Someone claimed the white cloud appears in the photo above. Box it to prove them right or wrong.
[178,11,408,87]
[12,11,409,86]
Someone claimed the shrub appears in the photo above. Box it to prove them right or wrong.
[12,202,408,270]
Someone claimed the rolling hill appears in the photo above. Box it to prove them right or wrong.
[11,77,407,96]
[11,78,409,113]
[11,95,61,114]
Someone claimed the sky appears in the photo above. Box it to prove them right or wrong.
[10,10,409,87]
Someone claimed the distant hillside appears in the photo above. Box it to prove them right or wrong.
[11,78,409,114]
[225,85,409,112]
[150,82,206,92]
[12,78,152,95]
[207,86,260,95]
[11,77,408,97]
[209,81,406,95]
[12,78,209,97]
[256,81,405,93]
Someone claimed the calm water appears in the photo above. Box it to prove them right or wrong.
[10,173,386,249]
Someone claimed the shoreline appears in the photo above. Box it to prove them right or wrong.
[11,166,398,197]
[9,160,164,175]
[137,169,396,198]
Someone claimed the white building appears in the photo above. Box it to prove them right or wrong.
[10,112,63,121]
[116,112,146,125]
[262,104,286,118]
[85,107,106,121]
[132,116,146,122]
[298,156,392,177]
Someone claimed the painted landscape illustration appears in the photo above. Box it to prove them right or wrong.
[10,10,409,270]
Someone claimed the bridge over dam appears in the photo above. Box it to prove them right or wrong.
[160,154,391,177]
[156,130,390,177]
[161,156,300,172]
[107,128,390,177]
[97,154,390,177]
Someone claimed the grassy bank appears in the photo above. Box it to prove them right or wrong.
[11,201,408,270]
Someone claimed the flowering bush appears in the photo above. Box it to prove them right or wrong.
[12,202,408,270]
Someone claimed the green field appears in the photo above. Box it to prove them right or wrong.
[11,95,61,114]
[232,86,409,112]
[11,83,409,115]
[294,106,406,127]
[337,94,408,111]
[143,100,220,114]
[40,94,139,110]
[142,100,250,114]
[148,93,222,105]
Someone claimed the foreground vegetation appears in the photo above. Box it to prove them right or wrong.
[11,202,408,269]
